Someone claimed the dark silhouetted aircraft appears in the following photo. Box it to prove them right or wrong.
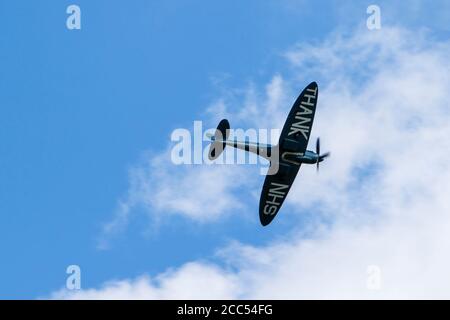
[207,82,329,226]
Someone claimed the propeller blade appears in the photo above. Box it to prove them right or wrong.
[316,137,320,155]
[316,138,329,173]
[319,152,330,160]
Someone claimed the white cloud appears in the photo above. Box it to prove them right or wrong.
[98,151,257,249]
[206,74,291,135]
[52,262,241,300]
[81,26,450,298]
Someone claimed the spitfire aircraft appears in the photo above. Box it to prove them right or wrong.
[207,82,329,226]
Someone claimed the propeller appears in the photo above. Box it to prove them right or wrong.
[316,137,330,172]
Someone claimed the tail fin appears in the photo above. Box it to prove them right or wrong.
[208,119,230,160]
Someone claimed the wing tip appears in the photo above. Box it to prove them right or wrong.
[309,81,318,88]
[259,214,275,227]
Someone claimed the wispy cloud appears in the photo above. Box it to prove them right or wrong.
[81,26,450,298]
[97,150,256,249]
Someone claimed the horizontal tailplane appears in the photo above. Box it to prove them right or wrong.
[208,119,230,160]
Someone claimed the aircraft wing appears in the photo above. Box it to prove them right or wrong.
[259,82,318,226]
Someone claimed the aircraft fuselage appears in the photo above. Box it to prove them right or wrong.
[213,137,322,166]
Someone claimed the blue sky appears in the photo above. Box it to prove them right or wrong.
[1,1,450,299]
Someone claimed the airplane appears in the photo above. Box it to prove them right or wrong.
[207,82,329,226]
